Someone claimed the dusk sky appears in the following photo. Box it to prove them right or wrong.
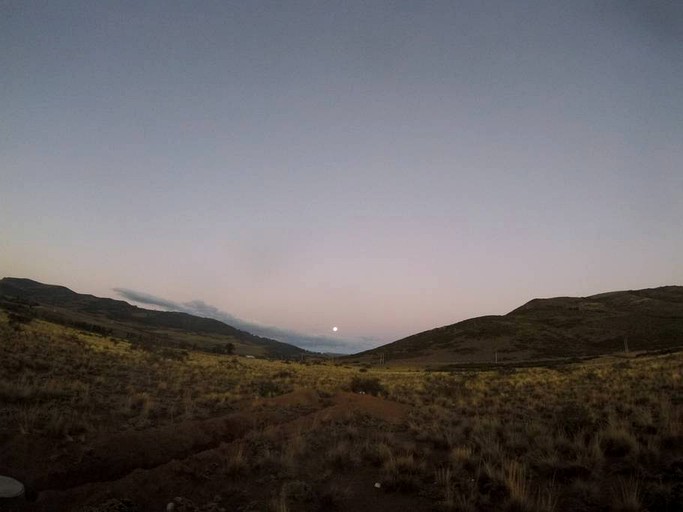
[2,1,682,353]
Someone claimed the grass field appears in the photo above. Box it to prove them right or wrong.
[0,312,681,511]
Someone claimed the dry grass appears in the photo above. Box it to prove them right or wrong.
[0,311,681,511]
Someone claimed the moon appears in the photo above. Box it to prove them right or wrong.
[332,326,338,332]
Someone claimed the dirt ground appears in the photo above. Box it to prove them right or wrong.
[0,391,425,512]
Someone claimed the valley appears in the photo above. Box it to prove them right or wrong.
[0,302,681,511]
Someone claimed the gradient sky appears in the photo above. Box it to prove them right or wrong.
[2,1,682,353]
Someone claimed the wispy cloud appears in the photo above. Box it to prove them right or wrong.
[113,288,378,354]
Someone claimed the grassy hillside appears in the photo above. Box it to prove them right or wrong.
[350,286,683,365]
[0,312,680,511]
[0,277,306,359]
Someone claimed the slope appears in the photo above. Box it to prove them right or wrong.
[0,277,306,358]
[350,286,683,364]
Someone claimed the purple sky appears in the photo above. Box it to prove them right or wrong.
[2,1,682,353]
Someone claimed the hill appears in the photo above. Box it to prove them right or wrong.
[1,310,680,511]
[0,277,307,358]
[349,285,683,365]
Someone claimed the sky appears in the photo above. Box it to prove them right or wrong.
[2,1,682,353]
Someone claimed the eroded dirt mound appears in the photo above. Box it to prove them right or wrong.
[1,390,411,511]
[1,415,250,493]
[328,392,408,423]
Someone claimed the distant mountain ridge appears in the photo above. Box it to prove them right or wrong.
[350,285,683,364]
[0,277,307,358]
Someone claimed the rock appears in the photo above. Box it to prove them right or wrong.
[0,475,25,498]
[374,482,381,489]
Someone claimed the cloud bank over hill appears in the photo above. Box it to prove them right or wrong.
[113,288,376,354]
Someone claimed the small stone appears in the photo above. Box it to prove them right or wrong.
[374,482,381,489]
[0,475,25,498]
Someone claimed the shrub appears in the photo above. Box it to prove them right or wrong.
[349,376,385,396]
[254,378,291,397]
[556,402,596,436]
[601,427,638,458]
[158,348,189,361]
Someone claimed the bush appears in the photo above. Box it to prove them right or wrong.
[8,311,33,331]
[254,378,291,397]
[557,402,597,436]
[158,348,189,361]
[601,428,638,458]
[349,376,385,396]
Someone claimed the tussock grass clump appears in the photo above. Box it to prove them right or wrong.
[601,423,639,459]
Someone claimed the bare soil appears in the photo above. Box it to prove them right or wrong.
[0,391,414,511]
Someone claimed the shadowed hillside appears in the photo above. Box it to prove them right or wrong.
[350,286,683,365]
[0,277,307,358]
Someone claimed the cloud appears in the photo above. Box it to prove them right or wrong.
[111,289,179,311]
[113,288,378,354]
